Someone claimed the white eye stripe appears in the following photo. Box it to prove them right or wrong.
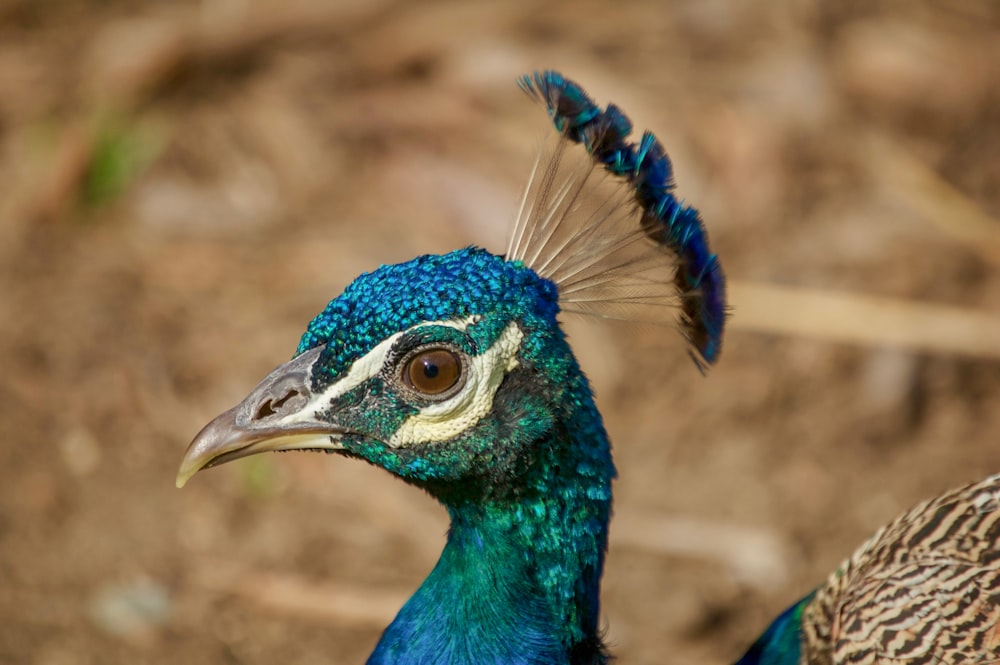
[389,321,523,448]
[288,315,483,424]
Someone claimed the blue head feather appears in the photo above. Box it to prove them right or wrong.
[297,249,559,380]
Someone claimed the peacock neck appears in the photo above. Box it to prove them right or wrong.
[368,394,615,665]
[734,592,814,665]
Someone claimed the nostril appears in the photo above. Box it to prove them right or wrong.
[254,389,301,421]
[255,400,277,420]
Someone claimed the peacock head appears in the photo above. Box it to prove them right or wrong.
[176,247,585,493]
[177,70,726,508]
[176,70,726,665]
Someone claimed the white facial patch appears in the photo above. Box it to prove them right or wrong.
[389,321,523,448]
[283,315,487,427]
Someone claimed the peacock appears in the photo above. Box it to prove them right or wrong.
[736,472,1000,665]
[176,70,725,665]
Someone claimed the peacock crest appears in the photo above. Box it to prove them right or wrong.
[512,71,725,370]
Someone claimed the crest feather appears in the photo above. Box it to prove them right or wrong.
[510,71,727,370]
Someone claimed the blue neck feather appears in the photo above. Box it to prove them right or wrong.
[368,376,614,665]
[734,593,813,665]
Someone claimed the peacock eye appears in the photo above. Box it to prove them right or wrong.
[403,348,463,397]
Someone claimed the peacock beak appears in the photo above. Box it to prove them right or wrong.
[176,346,346,488]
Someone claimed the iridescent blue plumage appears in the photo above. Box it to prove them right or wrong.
[734,594,811,665]
[519,71,726,368]
[296,249,559,385]
[177,72,727,665]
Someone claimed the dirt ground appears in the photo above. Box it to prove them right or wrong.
[2,1,1000,664]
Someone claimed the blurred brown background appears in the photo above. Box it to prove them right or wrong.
[2,1,999,664]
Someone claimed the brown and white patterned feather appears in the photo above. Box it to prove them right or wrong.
[802,473,1000,665]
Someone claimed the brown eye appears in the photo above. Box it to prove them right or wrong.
[404,348,463,396]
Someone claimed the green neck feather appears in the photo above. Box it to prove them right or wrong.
[734,592,813,665]
[368,373,615,665]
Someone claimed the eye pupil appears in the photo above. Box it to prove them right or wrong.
[405,348,461,396]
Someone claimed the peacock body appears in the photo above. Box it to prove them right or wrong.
[177,71,725,665]
[738,473,1000,665]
